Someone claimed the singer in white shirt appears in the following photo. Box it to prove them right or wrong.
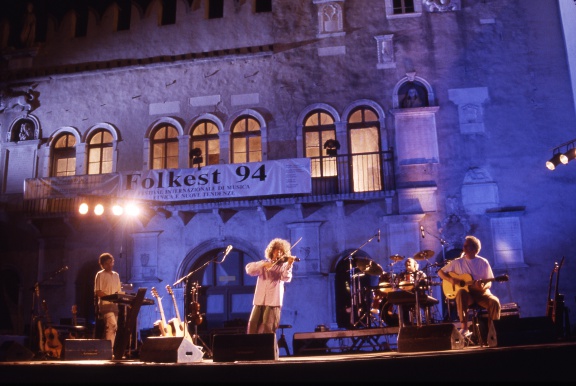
[245,238,295,335]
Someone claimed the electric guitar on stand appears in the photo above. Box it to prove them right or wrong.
[166,285,190,340]
[442,272,509,299]
[151,287,172,336]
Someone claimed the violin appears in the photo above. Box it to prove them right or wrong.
[189,301,203,325]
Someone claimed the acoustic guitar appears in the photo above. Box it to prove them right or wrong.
[166,285,190,339]
[41,300,63,358]
[442,272,509,299]
[151,287,172,336]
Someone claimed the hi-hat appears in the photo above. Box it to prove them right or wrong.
[355,257,384,276]
[389,254,404,261]
[413,250,435,260]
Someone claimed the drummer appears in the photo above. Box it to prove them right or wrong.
[397,257,428,325]
[398,257,427,291]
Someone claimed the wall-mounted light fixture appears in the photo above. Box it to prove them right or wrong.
[78,199,141,217]
[323,139,341,157]
[546,138,576,170]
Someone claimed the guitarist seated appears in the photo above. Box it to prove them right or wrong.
[437,235,502,347]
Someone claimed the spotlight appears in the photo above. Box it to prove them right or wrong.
[79,203,89,215]
[94,204,104,216]
[561,147,576,164]
[112,204,124,216]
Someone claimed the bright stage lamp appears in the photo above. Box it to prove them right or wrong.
[112,204,124,216]
[562,147,576,164]
[79,203,89,215]
[94,204,104,216]
[546,153,563,170]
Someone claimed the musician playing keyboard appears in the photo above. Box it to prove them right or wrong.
[94,252,123,349]
[437,235,501,347]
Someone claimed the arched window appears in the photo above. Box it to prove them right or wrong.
[304,110,338,194]
[190,120,220,168]
[230,116,261,164]
[151,124,179,169]
[347,107,382,192]
[87,129,113,175]
[51,133,76,177]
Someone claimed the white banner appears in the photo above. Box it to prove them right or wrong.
[24,158,312,202]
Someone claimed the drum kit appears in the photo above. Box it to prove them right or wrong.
[351,250,440,328]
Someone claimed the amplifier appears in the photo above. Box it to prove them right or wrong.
[480,302,520,318]
[63,339,112,360]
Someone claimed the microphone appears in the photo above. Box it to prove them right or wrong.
[377,230,381,243]
[420,226,425,239]
[220,245,233,263]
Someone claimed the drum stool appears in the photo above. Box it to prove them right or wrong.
[278,324,292,356]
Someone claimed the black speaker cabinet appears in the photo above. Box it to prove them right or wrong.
[212,333,278,362]
[397,324,465,353]
[0,341,35,362]
[140,336,203,363]
[63,339,112,360]
[494,316,557,347]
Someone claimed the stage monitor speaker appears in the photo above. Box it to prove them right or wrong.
[397,324,465,353]
[0,341,35,362]
[212,333,278,362]
[63,339,112,360]
[139,336,203,363]
[494,316,557,347]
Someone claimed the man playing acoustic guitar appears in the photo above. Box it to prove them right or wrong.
[437,235,502,347]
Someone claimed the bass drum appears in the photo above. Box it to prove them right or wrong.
[380,301,399,327]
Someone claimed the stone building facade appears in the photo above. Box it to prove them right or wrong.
[1,0,575,355]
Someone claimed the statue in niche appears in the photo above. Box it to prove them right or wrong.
[20,3,37,48]
[401,87,424,108]
[18,122,33,141]
[423,0,458,12]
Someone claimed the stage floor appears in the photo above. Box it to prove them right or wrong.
[2,338,575,383]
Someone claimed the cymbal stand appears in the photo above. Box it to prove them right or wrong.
[346,230,380,328]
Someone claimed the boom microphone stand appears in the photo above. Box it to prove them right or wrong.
[172,245,233,358]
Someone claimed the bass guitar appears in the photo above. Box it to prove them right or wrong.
[151,287,172,336]
[166,285,190,339]
[41,300,63,358]
[442,272,509,299]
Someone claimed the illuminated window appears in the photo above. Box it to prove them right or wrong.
[304,110,337,178]
[51,133,76,177]
[87,129,113,175]
[347,107,382,192]
[151,124,179,169]
[191,120,220,167]
[231,116,261,164]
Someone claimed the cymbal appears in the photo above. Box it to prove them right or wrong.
[389,254,404,262]
[413,250,435,260]
[355,257,384,276]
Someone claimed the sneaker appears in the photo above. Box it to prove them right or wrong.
[459,328,472,338]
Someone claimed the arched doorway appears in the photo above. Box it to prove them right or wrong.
[182,247,258,336]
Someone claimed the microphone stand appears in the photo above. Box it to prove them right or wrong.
[172,247,231,358]
[421,227,451,322]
